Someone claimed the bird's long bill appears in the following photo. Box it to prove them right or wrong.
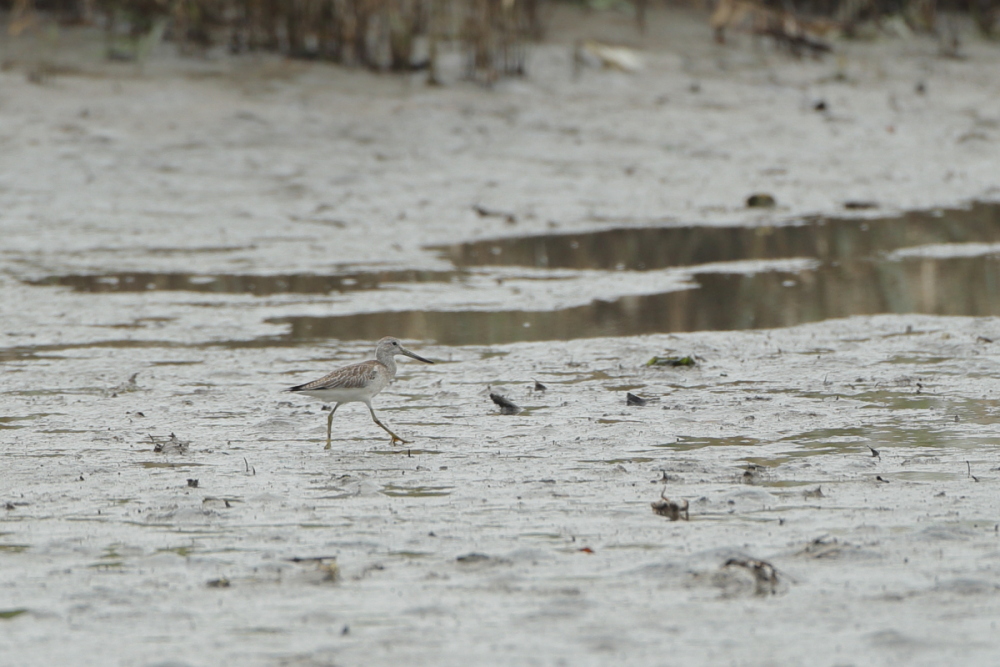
[401,347,434,364]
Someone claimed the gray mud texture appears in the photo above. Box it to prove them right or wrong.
[3,5,1000,666]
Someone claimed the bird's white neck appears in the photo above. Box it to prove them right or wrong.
[375,346,397,377]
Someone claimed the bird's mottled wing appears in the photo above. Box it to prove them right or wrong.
[290,362,379,392]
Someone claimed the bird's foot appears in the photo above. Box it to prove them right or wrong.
[390,435,410,446]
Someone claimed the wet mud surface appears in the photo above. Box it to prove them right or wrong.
[5,316,1000,666]
[3,6,1000,666]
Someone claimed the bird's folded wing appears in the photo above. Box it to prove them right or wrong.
[291,362,378,391]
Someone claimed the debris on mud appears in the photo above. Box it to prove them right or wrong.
[741,464,766,485]
[844,200,878,210]
[721,557,782,596]
[456,553,494,564]
[627,392,649,406]
[797,536,849,559]
[574,41,644,74]
[746,193,777,208]
[651,490,690,521]
[151,433,189,454]
[286,557,341,583]
[490,392,522,415]
[651,470,683,483]
[107,372,140,397]
[473,204,517,224]
[646,355,697,367]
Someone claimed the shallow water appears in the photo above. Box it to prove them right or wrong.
[29,268,465,296]
[25,202,1000,347]
[437,202,1000,270]
[271,252,1000,344]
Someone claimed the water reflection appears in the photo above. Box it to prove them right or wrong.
[21,202,1000,346]
[435,203,1000,271]
[271,254,1000,345]
[28,269,463,295]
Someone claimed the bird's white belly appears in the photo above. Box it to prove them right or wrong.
[299,387,377,404]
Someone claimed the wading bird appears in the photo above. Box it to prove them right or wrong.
[289,337,433,448]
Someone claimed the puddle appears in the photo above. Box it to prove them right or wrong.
[655,435,761,450]
[754,479,828,488]
[389,551,433,558]
[883,355,952,365]
[766,421,998,461]
[28,268,464,295]
[434,203,1000,271]
[270,252,1000,345]
[779,427,868,444]
[605,384,647,392]
[156,546,195,557]
[0,544,30,553]
[0,340,201,364]
[849,392,1000,423]
[579,457,656,464]
[0,337,300,364]
[380,484,453,497]
[267,273,772,344]
[14,203,1000,349]
[519,532,563,541]
[0,414,52,429]
[369,449,442,456]
[878,471,964,482]
[868,426,983,449]
[140,462,207,469]
[603,543,664,551]
[87,560,124,569]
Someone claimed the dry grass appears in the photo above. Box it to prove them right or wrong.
[4,0,539,81]
[4,0,999,80]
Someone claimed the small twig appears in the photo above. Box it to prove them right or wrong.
[472,204,516,224]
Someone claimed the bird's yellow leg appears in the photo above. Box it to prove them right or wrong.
[369,407,409,445]
[325,404,340,450]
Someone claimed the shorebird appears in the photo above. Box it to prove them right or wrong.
[289,337,433,449]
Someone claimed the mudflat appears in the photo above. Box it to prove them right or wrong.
[2,6,1000,665]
